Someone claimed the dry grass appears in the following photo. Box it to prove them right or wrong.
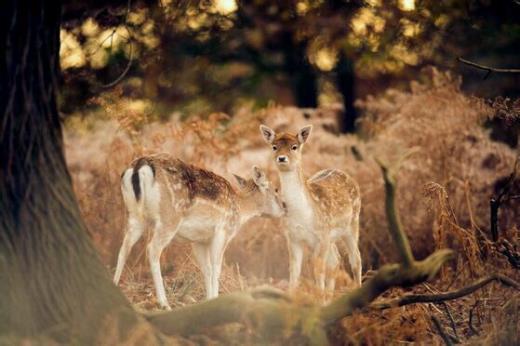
[64,68,519,344]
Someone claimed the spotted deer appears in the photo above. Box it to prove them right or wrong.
[259,125,362,292]
[113,153,284,309]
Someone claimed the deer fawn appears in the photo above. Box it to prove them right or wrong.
[113,153,284,309]
[259,125,362,292]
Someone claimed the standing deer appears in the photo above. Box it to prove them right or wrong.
[113,153,284,309]
[259,124,362,292]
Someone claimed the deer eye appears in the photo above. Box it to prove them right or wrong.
[291,144,298,151]
[272,145,278,151]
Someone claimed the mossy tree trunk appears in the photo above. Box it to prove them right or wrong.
[0,1,146,343]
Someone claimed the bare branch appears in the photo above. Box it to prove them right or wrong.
[440,302,459,340]
[458,57,520,75]
[431,316,454,346]
[468,300,480,336]
[490,155,519,241]
[101,40,134,89]
[497,239,520,269]
[371,274,520,310]
[101,0,134,89]
[320,249,454,325]
[375,147,420,267]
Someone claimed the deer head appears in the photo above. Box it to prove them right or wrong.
[234,166,285,218]
[259,124,313,172]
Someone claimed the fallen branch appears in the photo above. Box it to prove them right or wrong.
[371,274,520,310]
[320,249,453,325]
[374,148,420,267]
[144,287,322,341]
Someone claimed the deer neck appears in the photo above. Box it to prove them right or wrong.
[237,194,261,226]
[279,167,313,222]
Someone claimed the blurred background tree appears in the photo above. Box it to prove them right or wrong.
[60,0,520,132]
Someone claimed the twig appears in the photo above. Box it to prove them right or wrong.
[431,315,453,346]
[468,300,480,336]
[86,28,118,57]
[101,41,133,88]
[101,0,134,89]
[463,180,481,234]
[440,302,459,340]
[497,239,520,269]
[490,156,519,241]
[372,274,520,309]
[458,57,520,75]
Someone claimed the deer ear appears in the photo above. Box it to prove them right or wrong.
[259,125,276,144]
[233,174,248,189]
[252,166,267,186]
[297,125,313,144]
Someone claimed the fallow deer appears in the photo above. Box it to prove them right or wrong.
[259,125,362,292]
[113,153,284,309]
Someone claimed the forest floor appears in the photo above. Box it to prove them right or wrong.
[65,69,519,344]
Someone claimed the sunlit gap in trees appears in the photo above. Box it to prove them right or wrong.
[399,0,415,12]
[59,9,157,71]
[214,0,238,15]
[307,37,338,72]
[346,0,421,76]
[58,0,425,88]
[366,0,415,10]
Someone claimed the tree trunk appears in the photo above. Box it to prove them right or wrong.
[284,39,318,108]
[0,1,146,343]
[336,53,357,133]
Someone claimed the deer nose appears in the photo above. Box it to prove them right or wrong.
[277,155,288,163]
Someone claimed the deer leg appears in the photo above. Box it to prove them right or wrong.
[313,242,330,292]
[343,227,362,287]
[288,239,304,288]
[191,243,212,300]
[113,217,144,285]
[209,227,228,299]
[147,220,178,310]
[325,243,340,292]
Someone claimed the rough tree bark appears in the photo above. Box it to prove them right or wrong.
[0,1,151,343]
